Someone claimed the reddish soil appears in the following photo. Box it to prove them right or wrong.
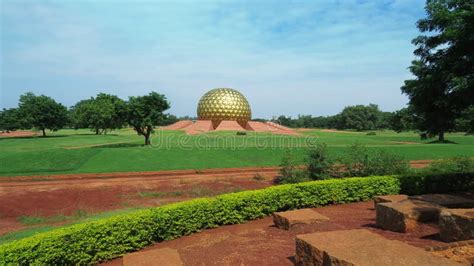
[0,130,37,138]
[0,161,433,236]
[102,201,447,266]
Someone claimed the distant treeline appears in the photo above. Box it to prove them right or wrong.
[268,104,473,133]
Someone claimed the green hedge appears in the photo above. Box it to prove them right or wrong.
[0,176,399,264]
[1,172,472,264]
[398,171,474,195]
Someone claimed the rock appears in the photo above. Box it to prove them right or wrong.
[272,209,329,230]
[376,199,443,232]
[123,248,183,266]
[410,194,474,208]
[295,229,459,266]
[439,208,474,242]
[374,195,408,206]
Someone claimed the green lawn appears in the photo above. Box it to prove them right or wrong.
[0,128,473,176]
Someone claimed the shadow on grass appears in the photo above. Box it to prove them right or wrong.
[92,143,143,148]
[0,135,69,141]
[426,140,458,144]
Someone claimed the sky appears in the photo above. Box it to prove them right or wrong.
[1,0,426,118]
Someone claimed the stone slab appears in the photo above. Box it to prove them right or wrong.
[376,199,443,232]
[439,208,474,242]
[374,194,408,206]
[295,229,459,266]
[273,209,330,230]
[123,248,183,266]
[409,194,474,208]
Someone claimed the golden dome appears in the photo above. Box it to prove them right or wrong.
[197,88,251,128]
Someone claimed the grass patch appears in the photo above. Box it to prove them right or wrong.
[0,128,473,176]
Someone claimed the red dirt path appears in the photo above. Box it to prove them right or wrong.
[102,201,444,266]
[0,161,433,236]
[0,130,37,138]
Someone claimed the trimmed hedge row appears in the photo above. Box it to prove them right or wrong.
[398,171,474,195]
[0,176,399,264]
[0,172,472,264]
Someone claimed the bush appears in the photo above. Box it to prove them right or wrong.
[366,132,376,135]
[277,150,309,184]
[0,176,400,264]
[343,144,409,177]
[424,156,474,174]
[306,143,336,180]
[398,171,474,195]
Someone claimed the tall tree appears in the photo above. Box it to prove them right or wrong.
[337,104,380,131]
[0,108,20,132]
[70,94,127,134]
[18,92,68,136]
[126,92,170,145]
[401,0,474,141]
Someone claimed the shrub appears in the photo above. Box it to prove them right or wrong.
[343,144,409,177]
[0,176,400,264]
[398,171,474,195]
[424,156,474,174]
[306,143,335,180]
[277,149,309,184]
[366,132,376,135]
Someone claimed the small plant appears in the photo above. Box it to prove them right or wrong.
[277,149,309,184]
[342,143,409,177]
[236,131,247,136]
[424,156,474,174]
[306,143,335,180]
[253,173,265,181]
[366,132,376,135]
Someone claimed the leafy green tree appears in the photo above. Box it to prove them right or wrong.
[70,99,94,130]
[455,106,474,134]
[126,92,170,145]
[390,107,417,132]
[337,104,380,131]
[18,92,68,137]
[401,0,474,142]
[70,94,127,134]
[0,108,20,132]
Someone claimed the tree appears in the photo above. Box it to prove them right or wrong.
[390,107,417,132]
[455,105,474,134]
[126,92,170,145]
[18,92,68,136]
[401,0,474,141]
[306,143,334,180]
[0,108,20,132]
[337,104,380,131]
[70,94,127,134]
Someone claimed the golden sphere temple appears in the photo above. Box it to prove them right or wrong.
[163,88,297,135]
[197,88,251,128]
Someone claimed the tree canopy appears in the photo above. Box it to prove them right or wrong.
[401,0,474,141]
[18,92,69,136]
[70,93,127,134]
[126,92,170,145]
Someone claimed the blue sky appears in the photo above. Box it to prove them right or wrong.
[1,0,425,118]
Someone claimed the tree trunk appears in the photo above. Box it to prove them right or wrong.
[42,128,46,137]
[144,134,151,145]
[95,128,99,135]
[438,131,445,142]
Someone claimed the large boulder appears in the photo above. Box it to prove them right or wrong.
[272,209,329,230]
[376,199,443,232]
[410,194,474,208]
[295,229,458,265]
[439,208,474,242]
[374,194,408,207]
